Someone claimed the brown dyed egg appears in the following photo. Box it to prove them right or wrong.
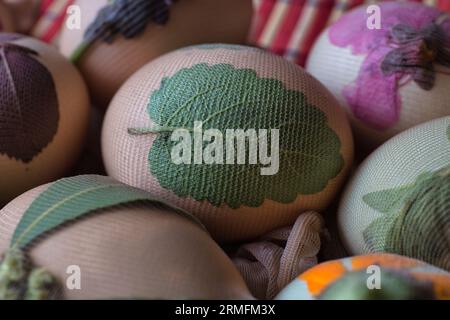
[58,0,253,108]
[2,0,41,34]
[0,2,15,32]
[0,34,89,206]
[102,44,353,243]
[0,175,253,300]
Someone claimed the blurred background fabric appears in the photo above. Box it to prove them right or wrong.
[31,0,74,44]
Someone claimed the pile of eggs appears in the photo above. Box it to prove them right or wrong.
[0,0,448,300]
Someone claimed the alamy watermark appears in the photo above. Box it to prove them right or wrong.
[366,265,381,290]
[66,265,81,290]
[170,121,280,176]
[367,5,382,30]
[65,5,81,30]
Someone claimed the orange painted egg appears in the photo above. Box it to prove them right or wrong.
[276,254,450,300]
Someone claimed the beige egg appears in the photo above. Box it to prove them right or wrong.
[0,2,15,32]
[102,44,354,243]
[0,34,89,206]
[338,116,450,271]
[0,175,253,299]
[58,0,253,108]
[306,2,450,151]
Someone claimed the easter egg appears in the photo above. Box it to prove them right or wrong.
[58,0,253,108]
[275,253,450,300]
[0,175,252,300]
[306,2,450,150]
[338,116,450,271]
[0,2,15,32]
[0,34,89,206]
[102,44,354,243]
[2,0,41,34]
[276,254,450,300]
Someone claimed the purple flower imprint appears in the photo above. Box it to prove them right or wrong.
[329,2,450,130]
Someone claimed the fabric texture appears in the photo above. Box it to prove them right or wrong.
[251,0,450,67]
[232,211,323,299]
[338,116,450,271]
[0,176,252,299]
[101,44,353,243]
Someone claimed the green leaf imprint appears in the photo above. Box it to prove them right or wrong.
[11,175,202,250]
[362,166,450,270]
[132,63,344,209]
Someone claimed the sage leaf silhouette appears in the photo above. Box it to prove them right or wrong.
[130,63,344,209]
[71,0,176,62]
[10,175,201,250]
[362,166,450,270]
[0,38,59,163]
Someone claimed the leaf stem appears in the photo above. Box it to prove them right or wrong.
[128,126,196,135]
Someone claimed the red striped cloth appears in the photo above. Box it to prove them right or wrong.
[31,0,74,44]
[251,0,450,66]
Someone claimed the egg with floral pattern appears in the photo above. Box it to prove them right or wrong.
[307,2,450,150]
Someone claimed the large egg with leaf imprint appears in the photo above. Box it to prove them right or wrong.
[306,2,450,151]
[102,44,354,243]
[58,0,253,108]
[0,3,15,32]
[276,254,450,300]
[0,175,252,300]
[0,34,89,206]
[338,116,450,271]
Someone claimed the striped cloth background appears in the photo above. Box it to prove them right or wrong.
[31,0,74,44]
[250,0,450,66]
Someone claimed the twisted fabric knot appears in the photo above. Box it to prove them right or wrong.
[232,211,324,299]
